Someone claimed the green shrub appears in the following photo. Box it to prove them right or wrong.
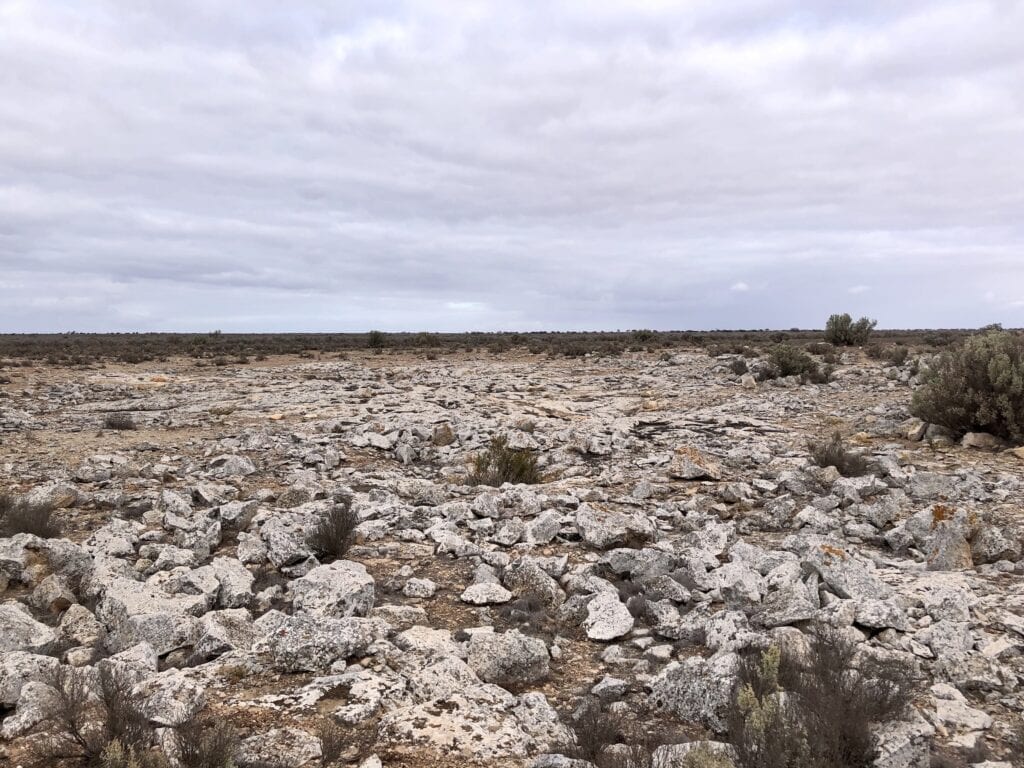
[766,345,828,383]
[366,330,386,349]
[469,436,541,486]
[728,628,915,768]
[807,431,869,477]
[824,314,876,346]
[911,329,1024,443]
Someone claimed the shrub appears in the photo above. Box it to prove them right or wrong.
[911,329,1024,443]
[766,345,828,383]
[468,436,541,486]
[366,330,386,349]
[317,719,347,765]
[824,314,876,346]
[727,628,915,768]
[174,715,239,768]
[807,431,869,477]
[306,501,358,562]
[0,492,62,538]
[559,699,684,768]
[728,358,748,376]
[103,412,137,430]
[30,665,154,767]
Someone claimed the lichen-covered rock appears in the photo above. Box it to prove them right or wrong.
[649,652,738,732]
[288,560,375,618]
[467,630,550,686]
[583,591,634,640]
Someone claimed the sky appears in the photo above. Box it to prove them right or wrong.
[1,1,1023,333]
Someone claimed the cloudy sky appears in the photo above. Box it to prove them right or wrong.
[2,1,1023,332]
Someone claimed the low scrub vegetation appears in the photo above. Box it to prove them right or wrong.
[306,501,359,562]
[824,314,877,346]
[807,431,869,477]
[103,412,137,430]
[558,698,686,768]
[468,436,541,486]
[765,345,829,383]
[911,329,1024,443]
[0,492,62,538]
[727,628,915,768]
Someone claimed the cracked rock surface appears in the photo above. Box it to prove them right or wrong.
[1,348,1024,766]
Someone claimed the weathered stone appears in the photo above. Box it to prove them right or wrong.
[583,591,634,641]
[467,630,550,686]
[289,560,375,618]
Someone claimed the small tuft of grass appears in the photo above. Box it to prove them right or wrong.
[807,431,869,477]
[306,500,359,562]
[468,436,541,486]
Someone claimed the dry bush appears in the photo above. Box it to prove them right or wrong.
[306,501,358,562]
[103,413,137,430]
[807,432,869,477]
[559,699,685,768]
[497,594,549,633]
[174,714,239,768]
[317,719,347,765]
[0,492,62,538]
[30,665,153,767]
[765,345,829,384]
[468,436,541,486]
[727,629,916,768]
[911,329,1024,443]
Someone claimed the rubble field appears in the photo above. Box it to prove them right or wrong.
[1,348,1023,767]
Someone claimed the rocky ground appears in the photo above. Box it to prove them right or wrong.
[1,348,1023,767]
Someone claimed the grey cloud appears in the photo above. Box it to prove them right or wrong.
[1,1,1022,332]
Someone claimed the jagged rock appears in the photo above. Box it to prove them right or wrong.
[95,577,206,654]
[136,668,207,726]
[649,652,738,732]
[575,504,655,549]
[209,454,257,477]
[461,581,513,605]
[288,560,375,618]
[0,604,58,654]
[237,727,322,767]
[668,447,723,481]
[0,652,59,706]
[872,712,935,768]
[583,591,634,640]
[467,630,550,686]
[254,611,383,672]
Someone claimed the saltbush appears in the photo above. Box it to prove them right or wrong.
[824,314,876,346]
[469,436,541,486]
[911,329,1024,443]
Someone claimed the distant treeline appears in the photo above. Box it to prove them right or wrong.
[0,328,984,366]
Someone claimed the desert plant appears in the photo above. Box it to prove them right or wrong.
[766,345,828,383]
[317,719,347,765]
[0,492,62,538]
[807,431,869,477]
[824,314,877,346]
[174,714,239,768]
[468,436,541,486]
[306,501,358,562]
[727,628,915,768]
[100,740,170,768]
[30,665,154,767]
[103,412,137,430]
[728,358,748,376]
[911,329,1024,443]
[366,330,386,349]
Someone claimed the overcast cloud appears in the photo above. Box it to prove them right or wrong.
[2,0,1023,332]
